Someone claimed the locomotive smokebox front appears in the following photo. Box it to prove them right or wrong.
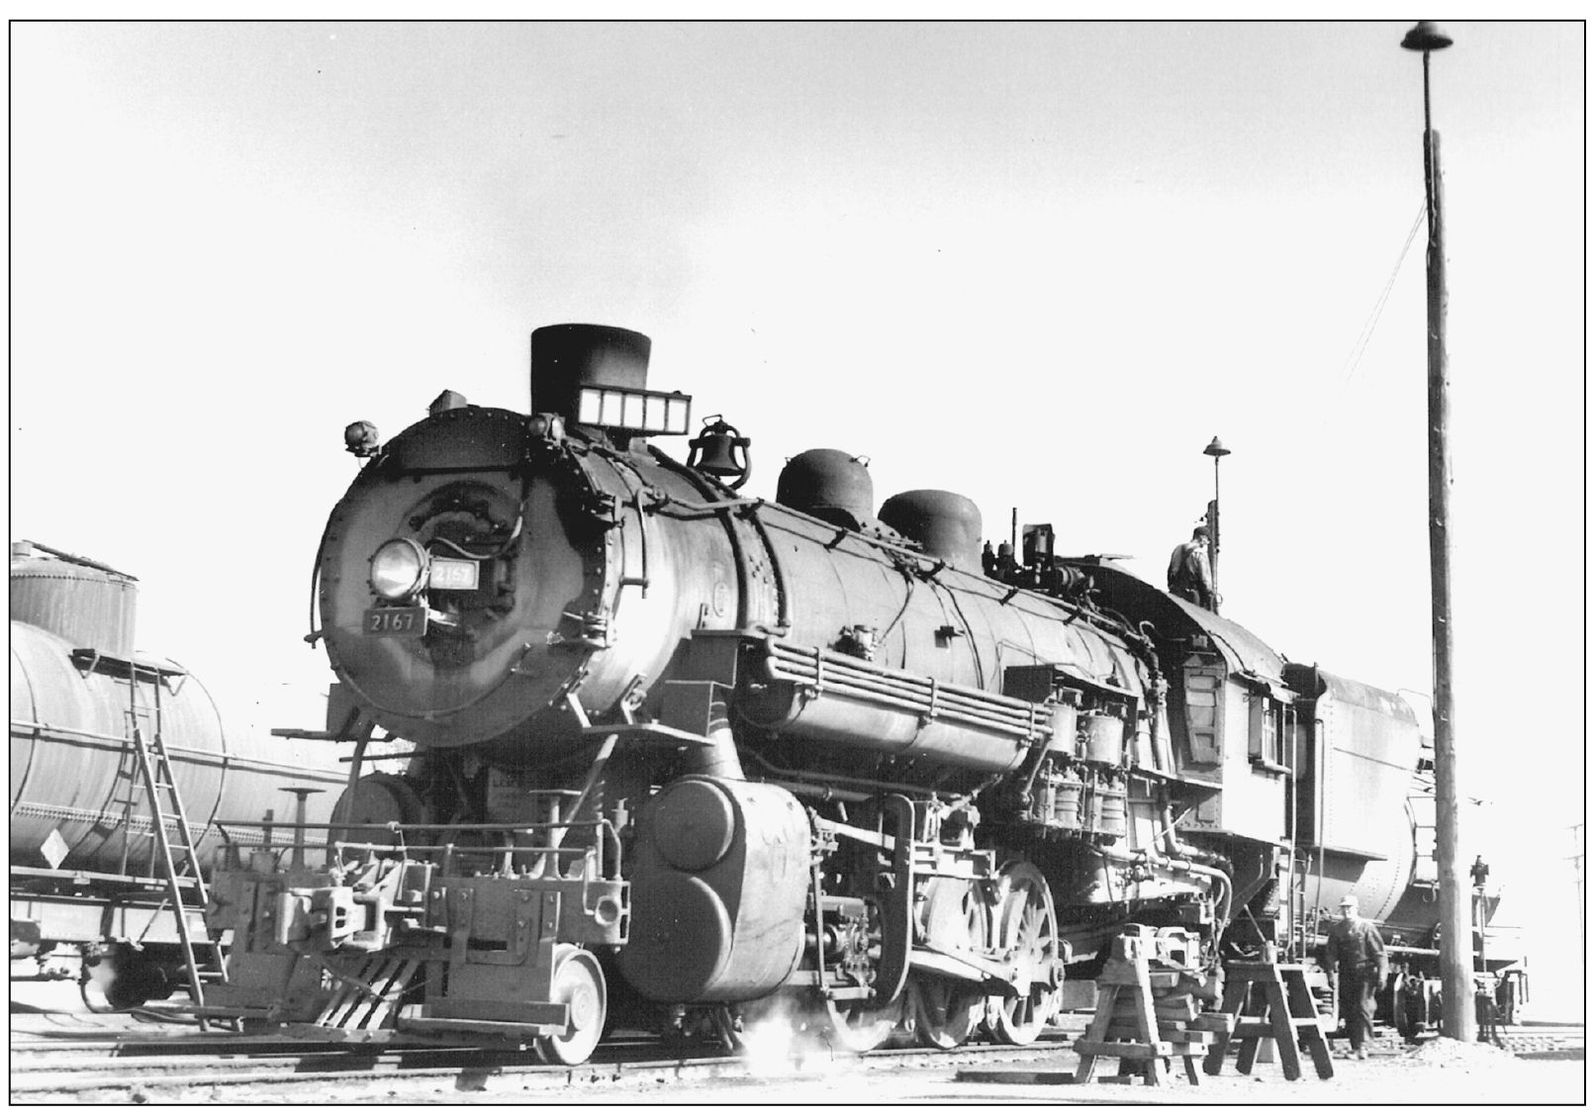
[318,324,733,757]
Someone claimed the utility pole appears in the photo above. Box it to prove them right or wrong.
[1401,20,1472,1043]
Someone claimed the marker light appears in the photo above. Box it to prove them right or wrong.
[370,538,429,600]
[577,386,692,435]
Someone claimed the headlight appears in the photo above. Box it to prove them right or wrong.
[370,538,428,600]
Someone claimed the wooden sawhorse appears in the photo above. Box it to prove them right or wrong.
[1073,946,1213,1086]
[1202,961,1334,1081]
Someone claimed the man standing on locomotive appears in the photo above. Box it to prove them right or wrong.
[1167,524,1216,610]
[1326,895,1389,1059]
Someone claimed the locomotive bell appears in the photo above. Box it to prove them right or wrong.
[687,416,752,489]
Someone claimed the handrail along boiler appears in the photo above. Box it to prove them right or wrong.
[205,324,1513,1056]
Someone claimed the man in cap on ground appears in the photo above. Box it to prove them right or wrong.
[1167,524,1216,610]
[1325,894,1389,1059]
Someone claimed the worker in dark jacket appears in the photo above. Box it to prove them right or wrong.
[1325,895,1389,1059]
[1167,525,1215,609]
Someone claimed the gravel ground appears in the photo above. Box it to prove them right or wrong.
[169,1036,1582,1106]
[11,999,1583,1107]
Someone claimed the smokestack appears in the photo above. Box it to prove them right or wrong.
[529,324,652,420]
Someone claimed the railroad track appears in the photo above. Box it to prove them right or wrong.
[12,1017,1580,1103]
[9,1024,1079,1104]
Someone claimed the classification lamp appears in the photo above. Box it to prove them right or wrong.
[577,386,691,436]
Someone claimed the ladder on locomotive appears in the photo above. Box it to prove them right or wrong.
[127,663,228,1025]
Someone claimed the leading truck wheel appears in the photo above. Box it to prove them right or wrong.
[987,861,1062,1046]
[534,945,607,1066]
[80,946,170,1013]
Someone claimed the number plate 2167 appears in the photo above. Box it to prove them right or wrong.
[364,607,428,636]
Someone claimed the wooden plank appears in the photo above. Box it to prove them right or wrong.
[1284,970,1319,1018]
[1227,963,1283,981]
[1161,1028,1219,1045]
[1202,981,1250,1075]
[1155,996,1197,1021]
[1098,961,1142,985]
[1076,1040,1173,1058]
[1281,968,1334,1080]
[1127,973,1161,1055]
[1085,984,1123,1031]
[1263,977,1303,1081]
[1236,1035,1261,1074]
[1303,1033,1336,1080]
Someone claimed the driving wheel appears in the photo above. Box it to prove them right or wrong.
[987,860,1062,1045]
[908,878,990,1049]
[823,992,905,1052]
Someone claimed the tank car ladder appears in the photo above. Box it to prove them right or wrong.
[127,665,229,1027]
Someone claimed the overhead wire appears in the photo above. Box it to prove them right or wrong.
[1338,200,1427,386]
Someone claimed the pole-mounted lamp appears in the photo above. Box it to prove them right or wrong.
[1203,436,1229,608]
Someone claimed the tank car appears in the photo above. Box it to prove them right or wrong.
[203,324,1509,1058]
[10,541,350,1009]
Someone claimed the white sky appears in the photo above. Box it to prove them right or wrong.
[9,21,1585,1009]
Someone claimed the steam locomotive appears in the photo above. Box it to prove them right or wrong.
[204,325,1509,1058]
[10,541,350,1010]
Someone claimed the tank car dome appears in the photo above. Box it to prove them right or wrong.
[776,449,874,530]
[10,541,138,660]
[877,490,984,571]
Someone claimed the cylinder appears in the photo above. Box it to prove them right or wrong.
[1080,714,1123,765]
[619,778,809,1002]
